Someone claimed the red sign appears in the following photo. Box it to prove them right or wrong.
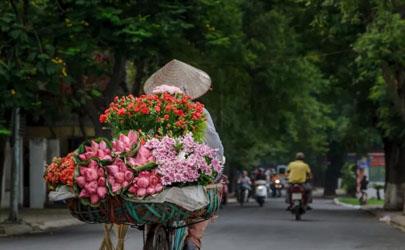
[369,153,385,167]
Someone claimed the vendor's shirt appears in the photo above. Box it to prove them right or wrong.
[203,108,224,160]
[287,160,311,184]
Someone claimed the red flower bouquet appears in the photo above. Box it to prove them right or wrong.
[99,92,206,141]
[44,153,76,190]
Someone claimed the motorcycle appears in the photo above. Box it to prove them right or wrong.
[238,183,250,206]
[288,184,307,220]
[255,180,268,207]
[271,176,283,197]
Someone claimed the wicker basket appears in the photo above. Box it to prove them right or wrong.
[68,184,222,227]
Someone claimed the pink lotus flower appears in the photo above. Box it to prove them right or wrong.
[90,194,100,204]
[85,181,98,194]
[76,160,108,205]
[137,177,149,188]
[127,170,163,198]
[112,131,139,156]
[136,188,146,197]
[127,145,154,167]
[97,187,107,198]
[98,177,106,186]
[79,140,112,161]
[76,176,86,188]
[124,171,133,181]
[79,189,89,198]
[84,168,98,182]
[106,158,134,194]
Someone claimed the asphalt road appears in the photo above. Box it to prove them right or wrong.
[0,198,404,250]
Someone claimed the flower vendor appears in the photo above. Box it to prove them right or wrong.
[143,59,224,250]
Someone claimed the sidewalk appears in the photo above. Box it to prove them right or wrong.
[0,208,83,237]
[367,209,405,232]
[333,198,405,232]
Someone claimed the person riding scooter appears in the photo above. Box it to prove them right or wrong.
[270,173,284,197]
[286,152,312,210]
[237,171,252,204]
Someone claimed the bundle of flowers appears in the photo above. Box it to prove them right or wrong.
[44,153,76,190]
[99,91,206,141]
[145,133,222,186]
[45,87,223,208]
[78,139,112,162]
[106,158,133,195]
[127,170,163,198]
[111,130,139,157]
[75,160,108,205]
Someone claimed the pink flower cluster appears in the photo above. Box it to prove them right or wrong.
[112,131,138,156]
[145,134,222,186]
[111,130,154,168]
[152,84,184,95]
[127,144,154,167]
[76,160,108,205]
[128,171,163,197]
[79,140,112,161]
[106,158,133,194]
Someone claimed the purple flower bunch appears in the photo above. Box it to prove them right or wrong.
[145,133,222,186]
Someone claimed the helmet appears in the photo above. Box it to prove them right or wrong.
[296,152,305,160]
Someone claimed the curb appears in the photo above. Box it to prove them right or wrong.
[0,219,84,237]
[333,198,361,209]
[333,198,384,210]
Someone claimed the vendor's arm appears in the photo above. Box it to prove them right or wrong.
[203,108,224,160]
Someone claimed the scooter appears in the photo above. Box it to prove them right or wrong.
[238,184,250,206]
[271,177,283,197]
[288,184,307,220]
[255,180,268,207]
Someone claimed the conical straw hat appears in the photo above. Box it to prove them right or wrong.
[143,59,211,99]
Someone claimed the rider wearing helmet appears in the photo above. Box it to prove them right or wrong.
[286,152,313,209]
[254,168,267,181]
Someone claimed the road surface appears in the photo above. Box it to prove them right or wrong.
[0,198,404,250]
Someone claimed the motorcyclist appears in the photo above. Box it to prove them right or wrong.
[254,168,267,182]
[270,172,283,197]
[237,170,252,199]
[286,152,312,209]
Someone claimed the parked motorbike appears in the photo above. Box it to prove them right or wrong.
[271,176,283,197]
[255,180,268,207]
[288,184,307,220]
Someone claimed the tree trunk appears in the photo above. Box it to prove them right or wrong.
[0,136,7,207]
[9,107,21,223]
[383,137,405,211]
[324,141,345,196]
[132,60,145,96]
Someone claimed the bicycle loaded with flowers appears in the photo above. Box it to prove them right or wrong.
[44,86,223,247]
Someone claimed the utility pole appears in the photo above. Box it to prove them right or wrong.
[8,107,21,223]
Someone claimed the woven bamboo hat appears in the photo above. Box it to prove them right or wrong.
[143,59,211,99]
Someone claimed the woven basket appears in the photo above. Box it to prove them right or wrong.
[68,184,222,226]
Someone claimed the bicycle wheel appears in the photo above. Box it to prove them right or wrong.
[144,224,170,250]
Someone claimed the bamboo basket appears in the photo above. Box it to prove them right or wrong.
[68,184,222,227]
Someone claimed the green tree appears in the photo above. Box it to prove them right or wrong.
[297,0,404,209]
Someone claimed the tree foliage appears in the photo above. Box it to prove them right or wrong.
[2,0,404,209]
